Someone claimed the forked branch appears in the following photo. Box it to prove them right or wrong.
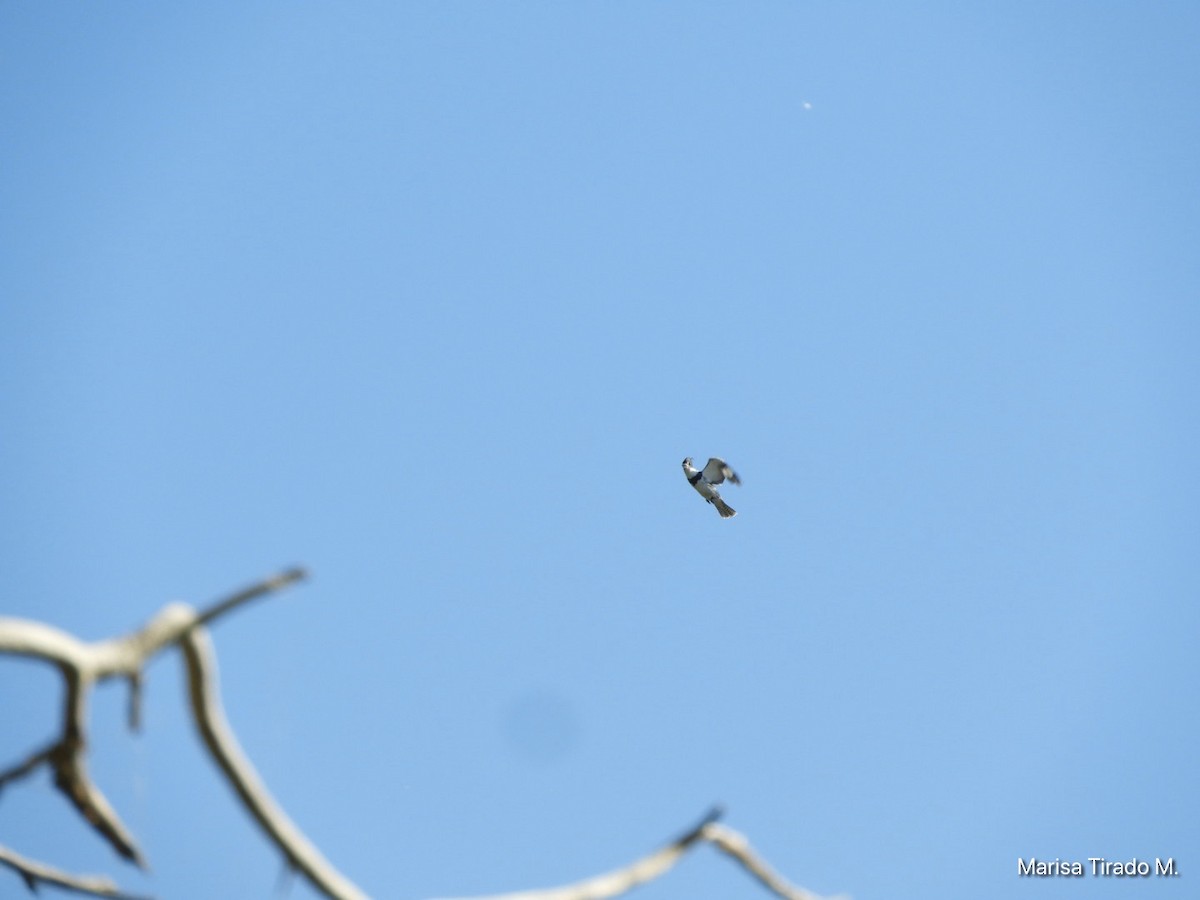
[1,570,839,900]
[0,568,365,899]
[0,843,152,900]
[436,808,841,900]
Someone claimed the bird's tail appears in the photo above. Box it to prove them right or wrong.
[712,497,737,519]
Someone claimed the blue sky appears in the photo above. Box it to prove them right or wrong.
[1,4,1197,899]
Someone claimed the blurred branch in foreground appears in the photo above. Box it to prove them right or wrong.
[0,569,841,900]
[438,807,845,900]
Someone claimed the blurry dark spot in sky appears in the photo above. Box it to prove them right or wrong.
[500,690,580,764]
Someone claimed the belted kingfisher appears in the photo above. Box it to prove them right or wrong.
[682,457,741,519]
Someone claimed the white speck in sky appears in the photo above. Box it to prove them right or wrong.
[802,101,813,111]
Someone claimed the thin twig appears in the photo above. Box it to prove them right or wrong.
[126,672,143,733]
[0,739,58,795]
[0,844,153,900]
[195,567,308,629]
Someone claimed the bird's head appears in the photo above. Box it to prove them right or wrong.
[682,457,694,468]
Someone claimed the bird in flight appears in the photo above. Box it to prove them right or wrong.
[682,457,741,518]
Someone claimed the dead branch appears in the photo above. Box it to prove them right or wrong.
[1,569,838,900]
[435,807,722,900]
[435,809,841,900]
[0,568,366,900]
[702,822,848,900]
[180,626,367,900]
[0,844,153,900]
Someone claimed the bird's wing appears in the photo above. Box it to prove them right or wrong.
[702,458,740,485]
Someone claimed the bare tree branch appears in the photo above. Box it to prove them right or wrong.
[0,568,368,900]
[193,566,307,629]
[180,626,367,900]
[441,807,722,900]
[434,808,842,900]
[0,739,57,794]
[0,844,152,900]
[702,822,848,900]
[0,633,148,865]
[2,568,837,900]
